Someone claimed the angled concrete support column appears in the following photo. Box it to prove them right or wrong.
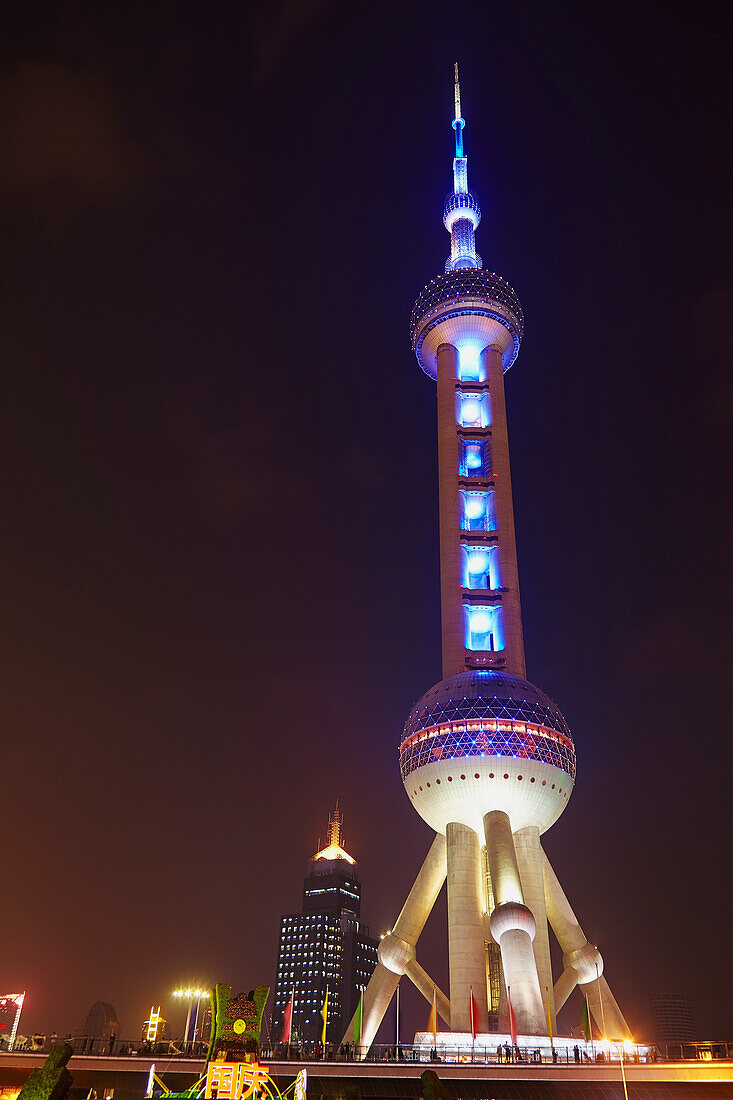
[553,965,579,1013]
[514,825,556,1034]
[404,958,451,1028]
[484,810,545,1034]
[342,833,447,1053]
[542,847,630,1039]
[446,822,489,1032]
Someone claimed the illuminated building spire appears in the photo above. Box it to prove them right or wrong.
[328,801,342,848]
[313,802,355,864]
[444,62,481,271]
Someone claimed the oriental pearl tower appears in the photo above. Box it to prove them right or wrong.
[344,67,631,1052]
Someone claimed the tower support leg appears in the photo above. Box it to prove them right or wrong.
[542,847,630,1039]
[342,833,448,1053]
[446,822,489,1032]
[514,825,556,1035]
[404,958,451,1028]
[484,810,545,1035]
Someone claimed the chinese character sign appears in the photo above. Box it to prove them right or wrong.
[205,1062,273,1100]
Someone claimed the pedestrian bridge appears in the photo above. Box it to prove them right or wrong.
[2,1051,733,1100]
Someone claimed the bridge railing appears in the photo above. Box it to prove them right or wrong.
[3,1038,732,1064]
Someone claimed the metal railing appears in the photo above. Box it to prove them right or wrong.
[261,1040,733,1065]
[3,1038,732,1064]
[1,1038,209,1057]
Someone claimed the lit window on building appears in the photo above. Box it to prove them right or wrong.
[458,345,481,381]
[458,392,488,427]
[459,438,490,477]
[466,606,503,651]
[461,490,495,531]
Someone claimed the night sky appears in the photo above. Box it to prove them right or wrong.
[2,1,731,1044]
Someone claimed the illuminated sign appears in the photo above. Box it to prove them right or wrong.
[0,993,25,1050]
[145,1006,163,1042]
[204,1062,273,1100]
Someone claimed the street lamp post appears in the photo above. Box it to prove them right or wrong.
[173,988,209,1051]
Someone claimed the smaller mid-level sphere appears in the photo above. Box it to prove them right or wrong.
[401,671,575,836]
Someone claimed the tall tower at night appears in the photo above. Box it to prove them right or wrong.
[345,67,632,1052]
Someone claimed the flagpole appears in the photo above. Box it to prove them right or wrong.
[288,986,294,1060]
[507,984,517,1057]
[321,984,329,1054]
[545,986,553,1051]
[470,985,475,1063]
[395,981,400,1059]
[357,985,364,1055]
[594,968,603,1051]
[432,985,437,1050]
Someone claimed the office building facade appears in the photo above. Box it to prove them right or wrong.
[272,808,377,1047]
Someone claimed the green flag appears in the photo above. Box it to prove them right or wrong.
[580,994,591,1041]
[354,988,363,1043]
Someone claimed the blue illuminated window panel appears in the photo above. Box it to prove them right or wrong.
[459,439,490,477]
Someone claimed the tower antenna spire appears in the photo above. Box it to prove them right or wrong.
[452,62,465,159]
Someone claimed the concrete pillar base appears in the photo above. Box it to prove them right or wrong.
[484,811,545,1035]
[447,822,489,1033]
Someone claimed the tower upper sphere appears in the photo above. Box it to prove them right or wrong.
[411,66,524,379]
[400,670,575,836]
[411,268,524,379]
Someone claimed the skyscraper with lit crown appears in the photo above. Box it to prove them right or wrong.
[272,807,377,1047]
[344,66,632,1053]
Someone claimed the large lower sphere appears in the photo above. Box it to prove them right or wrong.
[400,671,575,836]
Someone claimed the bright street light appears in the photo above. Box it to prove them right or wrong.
[172,987,210,1046]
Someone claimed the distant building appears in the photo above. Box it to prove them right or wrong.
[272,807,378,1047]
[75,1001,117,1041]
[651,993,696,1041]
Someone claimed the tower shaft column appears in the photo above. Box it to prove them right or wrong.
[446,822,489,1032]
[436,343,465,678]
[514,826,556,1034]
[484,810,545,1034]
[482,346,525,677]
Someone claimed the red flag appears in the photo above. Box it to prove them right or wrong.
[280,990,294,1044]
[507,987,517,1046]
[470,989,479,1039]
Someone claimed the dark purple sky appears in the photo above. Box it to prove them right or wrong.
[2,0,730,1043]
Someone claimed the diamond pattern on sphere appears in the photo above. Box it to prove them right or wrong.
[403,670,571,739]
[410,269,524,350]
[400,670,576,782]
[400,725,575,782]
